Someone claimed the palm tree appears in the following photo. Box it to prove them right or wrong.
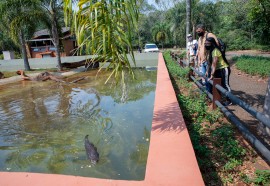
[0,29,19,52]
[0,0,43,70]
[63,0,140,83]
[186,0,191,60]
[152,22,169,50]
[39,0,65,71]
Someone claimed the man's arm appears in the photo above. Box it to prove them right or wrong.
[210,56,218,80]
[196,38,202,66]
[208,33,219,46]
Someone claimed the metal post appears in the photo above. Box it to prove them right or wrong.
[189,62,194,81]
[213,78,222,109]
[178,59,181,66]
[179,59,182,67]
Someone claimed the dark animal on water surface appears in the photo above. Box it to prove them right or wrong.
[84,135,99,164]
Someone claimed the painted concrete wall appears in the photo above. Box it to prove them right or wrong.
[0,53,159,71]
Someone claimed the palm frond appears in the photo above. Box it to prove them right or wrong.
[63,0,139,83]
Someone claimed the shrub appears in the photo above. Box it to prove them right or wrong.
[233,55,270,77]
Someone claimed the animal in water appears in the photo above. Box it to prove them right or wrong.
[84,135,99,164]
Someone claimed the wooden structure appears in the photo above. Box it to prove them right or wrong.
[26,27,77,58]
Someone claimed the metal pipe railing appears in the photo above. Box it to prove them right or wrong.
[192,65,270,162]
[169,51,270,162]
[215,84,270,129]
[188,59,270,129]
[215,100,270,162]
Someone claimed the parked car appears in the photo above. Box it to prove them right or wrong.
[144,43,159,53]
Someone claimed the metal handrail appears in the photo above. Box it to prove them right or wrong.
[169,51,270,162]
[172,53,270,129]
[190,65,270,129]
[215,100,270,162]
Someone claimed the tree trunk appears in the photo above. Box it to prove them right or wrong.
[192,23,196,38]
[258,77,270,139]
[0,71,4,79]
[51,12,62,71]
[19,30,31,71]
[186,0,191,64]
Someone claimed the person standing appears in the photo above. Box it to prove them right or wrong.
[205,37,232,106]
[187,34,198,64]
[196,24,219,84]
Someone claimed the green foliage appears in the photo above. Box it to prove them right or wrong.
[0,0,43,44]
[212,126,246,159]
[223,158,242,171]
[156,31,166,43]
[205,109,222,124]
[247,0,270,45]
[163,50,190,78]
[151,22,170,49]
[0,31,19,52]
[63,0,139,83]
[233,55,270,77]
[179,50,186,59]
[138,0,270,50]
[219,29,251,50]
[240,169,270,185]
[253,170,270,185]
[0,54,3,60]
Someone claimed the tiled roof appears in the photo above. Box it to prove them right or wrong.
[33,27,70,38]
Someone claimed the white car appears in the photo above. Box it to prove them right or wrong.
[144,43,159,53]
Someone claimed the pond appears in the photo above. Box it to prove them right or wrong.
[0,69,157,180]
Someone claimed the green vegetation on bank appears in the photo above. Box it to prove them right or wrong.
[163,51,270,185]
[233,55,270,77]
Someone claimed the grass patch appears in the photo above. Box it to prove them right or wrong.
[163,50,269,185]
[232,55,270,77]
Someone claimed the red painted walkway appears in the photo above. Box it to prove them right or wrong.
[0,53,204,186]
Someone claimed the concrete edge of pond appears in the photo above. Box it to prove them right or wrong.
[0,53,204,186]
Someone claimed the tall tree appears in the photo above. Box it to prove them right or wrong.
[0,30,19,52]
[152,22,169,49]
[247,0,270,45]
[0,0,42,70]
[40,0,65,71]
[165,2,186,47]
[186,0,191,61]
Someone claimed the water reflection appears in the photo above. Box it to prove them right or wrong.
[0,69,156,180]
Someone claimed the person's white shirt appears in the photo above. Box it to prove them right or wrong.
[187,39,198,56]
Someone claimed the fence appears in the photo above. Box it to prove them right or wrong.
[169,51,270,163]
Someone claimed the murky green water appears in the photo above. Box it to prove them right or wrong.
[0,69,156,180]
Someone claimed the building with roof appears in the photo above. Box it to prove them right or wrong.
[26,27,77,58]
